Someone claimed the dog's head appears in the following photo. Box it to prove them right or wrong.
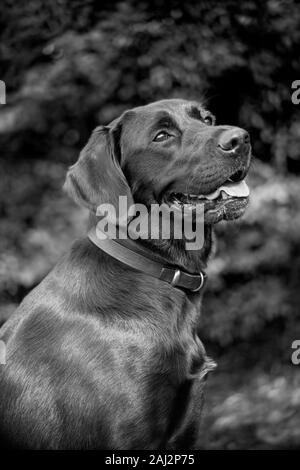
[65,99,251,225]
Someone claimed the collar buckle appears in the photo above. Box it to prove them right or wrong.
[170,268,205,292]
[170,269,181,287]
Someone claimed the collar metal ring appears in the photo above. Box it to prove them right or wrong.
[190,271,205,292]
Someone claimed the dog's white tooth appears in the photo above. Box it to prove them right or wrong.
[172,200,181,208]
[221,191,229,199]
[205,188,221,200]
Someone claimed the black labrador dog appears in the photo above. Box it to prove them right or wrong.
[0,99,251,449]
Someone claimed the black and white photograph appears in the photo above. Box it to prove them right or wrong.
[0,0,300,455]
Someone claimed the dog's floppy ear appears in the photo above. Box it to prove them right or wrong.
[64,125,133,212]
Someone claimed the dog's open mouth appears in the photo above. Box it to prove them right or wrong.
[165,177,250,224]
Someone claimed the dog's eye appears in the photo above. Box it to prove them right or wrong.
[204,116,213,126]
[153,131,171,142]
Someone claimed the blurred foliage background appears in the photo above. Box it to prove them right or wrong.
[1,0,300,449]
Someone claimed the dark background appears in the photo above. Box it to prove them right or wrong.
[1,0,300,449]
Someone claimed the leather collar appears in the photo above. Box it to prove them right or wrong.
[88,227,207,293]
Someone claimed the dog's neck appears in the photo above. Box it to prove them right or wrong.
[136,227,212,274]
[88,213,212,275]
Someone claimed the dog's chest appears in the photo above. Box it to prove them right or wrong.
[155,291,207,380]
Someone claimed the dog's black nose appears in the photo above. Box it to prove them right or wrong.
[218,128,250,152]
